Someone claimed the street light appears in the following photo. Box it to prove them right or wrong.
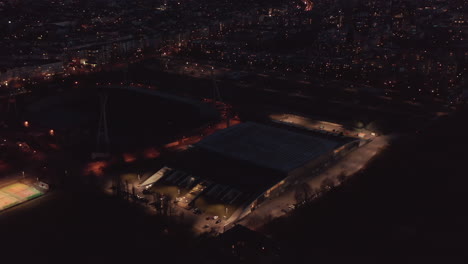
[24,121,29,128]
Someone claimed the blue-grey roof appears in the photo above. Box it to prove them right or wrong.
[196,122,341,173]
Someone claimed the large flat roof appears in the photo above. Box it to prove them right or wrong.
[195,122,341,173]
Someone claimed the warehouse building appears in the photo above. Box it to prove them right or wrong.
[143,122,361,230]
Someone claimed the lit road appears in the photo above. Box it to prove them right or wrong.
[270,113,377,139]
[238,134,396,230]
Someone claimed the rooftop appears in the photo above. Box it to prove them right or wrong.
[195,122,341,173]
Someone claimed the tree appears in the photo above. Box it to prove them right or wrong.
[320,178,335,192]
[294,182,313,205]
[337,172,347,184]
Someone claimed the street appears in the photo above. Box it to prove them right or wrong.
[238,134,395,230]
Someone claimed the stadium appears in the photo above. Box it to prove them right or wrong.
[141,122,362,229]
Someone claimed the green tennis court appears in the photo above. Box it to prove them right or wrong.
[0,182,43,211]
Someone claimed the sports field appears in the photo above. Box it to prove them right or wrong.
[0,182,43,211]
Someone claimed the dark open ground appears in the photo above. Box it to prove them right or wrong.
[0,186,201,263]
[263,106,468,263]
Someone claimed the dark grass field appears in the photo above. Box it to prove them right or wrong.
[0,186,201,263]
[24,87,215,152]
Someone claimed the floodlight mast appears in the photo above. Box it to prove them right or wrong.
[94,92,110,159]
[211,67,230,128]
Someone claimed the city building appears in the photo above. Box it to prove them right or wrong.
[142,122,361,231]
